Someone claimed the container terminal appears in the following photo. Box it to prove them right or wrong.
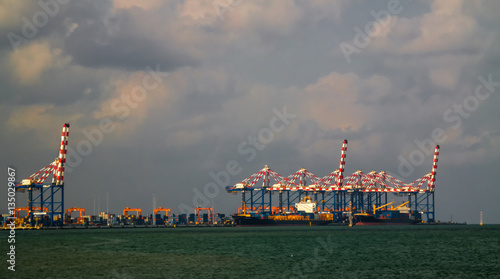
[3,123,440,229]
[225,139,439,226]
[3,123,231,230]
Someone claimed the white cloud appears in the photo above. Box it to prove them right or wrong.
[9,41,54,85]
[224,0,302,35]
[427,53,483,90]
[301,72,368,132]
[112,0,163,11]
[401,0,479,54]
[0,1,34,30]
[303,0,345,24]
[93,69,174,131]
[6,104,83,147]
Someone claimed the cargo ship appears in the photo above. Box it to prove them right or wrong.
[353,201,422,225]
[232,214,333,226]
[232,197,333,226]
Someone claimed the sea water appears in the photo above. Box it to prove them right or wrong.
[4,225,499,278]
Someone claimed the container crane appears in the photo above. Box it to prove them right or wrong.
[15,123,70,226]
[195,207,214,223]
[65,207,85,224]
[123,207,142,217]
[153,207,171,216]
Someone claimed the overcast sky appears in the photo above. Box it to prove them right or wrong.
[1,0,499,224]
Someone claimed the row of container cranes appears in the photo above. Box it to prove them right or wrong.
[226,140,439,226]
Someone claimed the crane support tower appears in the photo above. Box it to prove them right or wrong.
[123,207,142,217]
[153,207,171,217]
[195,207,214,224]
[226,140,439,223]
[15,123,70,226]
[65,207,85,224]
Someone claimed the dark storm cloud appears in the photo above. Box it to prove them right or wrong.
[0,62,109,106]
[0,1,71,51]
[63,3,197,71]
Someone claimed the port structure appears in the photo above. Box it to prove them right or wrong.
[226,140,439,223]
[123,207,142,217]
[153,207,171,216]
[195,207,214,223]
[15,123,70,226]
[65,207,85,224]
[66,207,85,218]
[14,206,48,218]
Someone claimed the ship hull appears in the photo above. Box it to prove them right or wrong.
[354,215,421,225]
[233,215,331,226]
[356,222,419,226]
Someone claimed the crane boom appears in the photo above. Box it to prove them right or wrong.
[373,202,394,214]
[392,201,410,210]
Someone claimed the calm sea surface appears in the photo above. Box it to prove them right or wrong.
[3,225,499,278]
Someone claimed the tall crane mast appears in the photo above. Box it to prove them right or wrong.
[15,123,70,226]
